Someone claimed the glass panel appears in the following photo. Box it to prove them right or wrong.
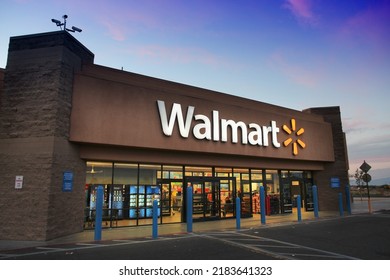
[185,166,213,177]
[113,163,138,185]
[305,181,314,211]
[280,171,292,214]
[251,169,263,180]
[139,164,160,185]
[163,165,183,179]
[221,179,234,217]
[233,169,251,217]
[251,169,263,214]
[266,170,280,215]
[192,182,204,218]
[205,181,217,218]
[281,170,289,179]
[290,171,303,179]
[161,181,183,223]
[233,168,249,195]
[172,182,183,221]
[86,161,113,185]
[215,167,233,177]
[234,168,250,180]
[85,162,113,229]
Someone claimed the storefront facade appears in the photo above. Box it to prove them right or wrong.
[0,31,349,240]
[84,162,316,228]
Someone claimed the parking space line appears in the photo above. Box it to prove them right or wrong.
[203,231,359,260]
[0,253,18,258]
[278,252,349,259]
[76,243,107,247]
[36,247,66,250]
[253,244,299,249]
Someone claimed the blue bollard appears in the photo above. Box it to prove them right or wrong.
[297,195,302,222]
[186,185,193,233]
[313,185,319,218]
[94,185,103,241]
[338,193,344,216]
[152,199,158,239]
[345,185,352,215]
[260,186,266,225]
[236,197,241,230]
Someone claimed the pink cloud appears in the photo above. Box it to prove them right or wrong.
[338,2,390,49]
[100,20,127,41]
[283,0,318,26]
[268,51,320,88]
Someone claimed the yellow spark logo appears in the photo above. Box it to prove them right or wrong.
[283,119,306,156]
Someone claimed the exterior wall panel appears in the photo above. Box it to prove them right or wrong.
[70,65,334,162]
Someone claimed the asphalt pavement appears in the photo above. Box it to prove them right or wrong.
[0,197,389,260]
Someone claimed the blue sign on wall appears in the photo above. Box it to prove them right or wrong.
[63,171,74,192]
[330,177,340,188]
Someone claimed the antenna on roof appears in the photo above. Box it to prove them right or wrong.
[51,14,82,33]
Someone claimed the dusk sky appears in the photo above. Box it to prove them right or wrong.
[1,0,389,182]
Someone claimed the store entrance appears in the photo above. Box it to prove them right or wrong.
[186,176,236,221]
[159,180,183,223]
[293,180,315,211]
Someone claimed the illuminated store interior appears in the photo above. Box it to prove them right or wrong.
[85,161,314,229]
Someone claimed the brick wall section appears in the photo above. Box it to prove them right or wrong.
[0,31,94,240]
[304,107,349,211]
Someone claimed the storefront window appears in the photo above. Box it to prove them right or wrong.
[185,166,212,177]
[86,161,113,185]
[84,161,315,229]
[251,169,263,181]
[215,167,233,177]
[290,171,303,179]
[281,170,289,179]
[113,163,138,185]
[85,162,114,229]
[162,165,183,179]
[110,163,138,226]
[139,164,160,185]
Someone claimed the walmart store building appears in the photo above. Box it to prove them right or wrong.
[0,32,349,241]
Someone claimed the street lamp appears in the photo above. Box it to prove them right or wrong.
[360,160,372,213]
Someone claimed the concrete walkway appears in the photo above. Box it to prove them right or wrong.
[0,211,340,252]
[0,197,388,252]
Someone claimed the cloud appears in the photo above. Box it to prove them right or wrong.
[268,51,320,88]
[337,2,390,51]
[283,0,318,26]
[100,19,127,41]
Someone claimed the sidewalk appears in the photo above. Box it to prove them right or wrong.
[0,210,340,252]
[1,197,389,253]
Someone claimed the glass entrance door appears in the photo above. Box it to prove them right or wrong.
[186,177,236,221]
[190,178,219,220]
[291,180,303,209]
[159,180,183,223]
[304,181,314,211]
